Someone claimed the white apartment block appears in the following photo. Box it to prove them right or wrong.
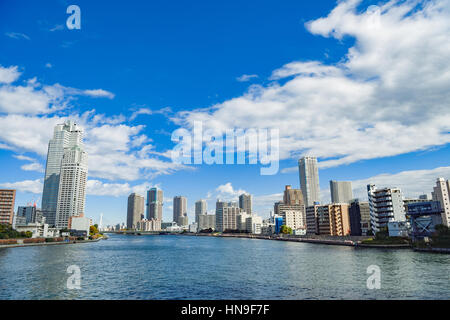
[279,208,306,231]
[216,207,241,232]
[432,178,450,227]
[237,212,251,231]
[367,184,405,234]
[246,215,263,234]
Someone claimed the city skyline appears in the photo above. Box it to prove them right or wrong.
[1,0,450,226]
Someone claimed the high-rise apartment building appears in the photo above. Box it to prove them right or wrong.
[316,203,350,236]
[215,200,238,213]
[348,199,370,236]
[367,184,405,234]
[306,205,319,235]
[147,188,163,220]
[432,178,450,227]
[239,193,253,215]
[195,199,207,223]
[42,121,84,227]
[173,196,188,226]
[216,206,240,232]
[273,185,306,231]
[198,214,216,231]
[55,145,88,229]
[279,209,306,231]
[127,193,145,229]
[283,185,304,205]
[330,181,353,203]
[0,189,15,225]
[299,156,321,206]
[236,211,251,231]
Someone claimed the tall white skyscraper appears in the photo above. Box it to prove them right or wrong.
[432,178,450,227]
[42,121,84,227]
[195,199,207,223]
[55,145,88,229]
[239,193,252,215]
[330,180,353,203]
[299,156,321,207]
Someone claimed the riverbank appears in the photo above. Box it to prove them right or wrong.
[108,231,449,253]
[188,233,425,249]
[413,247,450,254]
[187,232,400,248]
[0,237,105,249]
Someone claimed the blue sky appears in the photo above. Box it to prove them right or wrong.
[1,0,449,227]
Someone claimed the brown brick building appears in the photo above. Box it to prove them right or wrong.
[0,189,16,225]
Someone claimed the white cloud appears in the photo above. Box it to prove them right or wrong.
[0,65,21,84]
[83,89,115,99]
[0,69,115,115]
[0,179,43,194]
[13,154,44,172]
[236,74,259,82]
[0,112,189,181]
[86,180,152,197]
[49,24,64,32]
[129,106,172,120]
[173,0,450,168]
[45,63,52,68]
[5,32,30,40]
[350,166,450,201]
[215,182,247,199]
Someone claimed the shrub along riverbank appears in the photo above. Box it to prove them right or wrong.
[0,224,32,239]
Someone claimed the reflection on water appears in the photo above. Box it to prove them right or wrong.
[0,234,448,300]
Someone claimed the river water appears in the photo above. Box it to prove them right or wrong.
[0,234,448,299]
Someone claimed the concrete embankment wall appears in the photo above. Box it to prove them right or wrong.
[0,238,102,249]
[192,233,364,247]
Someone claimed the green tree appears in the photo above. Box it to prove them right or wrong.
[280,225,293,235]
[89,225,99,235]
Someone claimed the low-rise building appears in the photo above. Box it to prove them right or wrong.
[408,201,443,241]
[189,223,198,233]
[246,215,263,234]
[15,222,58,238]
[136,218,161,231]
[69,215,91,235]
[388,221,409,237]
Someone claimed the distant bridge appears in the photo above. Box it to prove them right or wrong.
[103,230,182,236]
